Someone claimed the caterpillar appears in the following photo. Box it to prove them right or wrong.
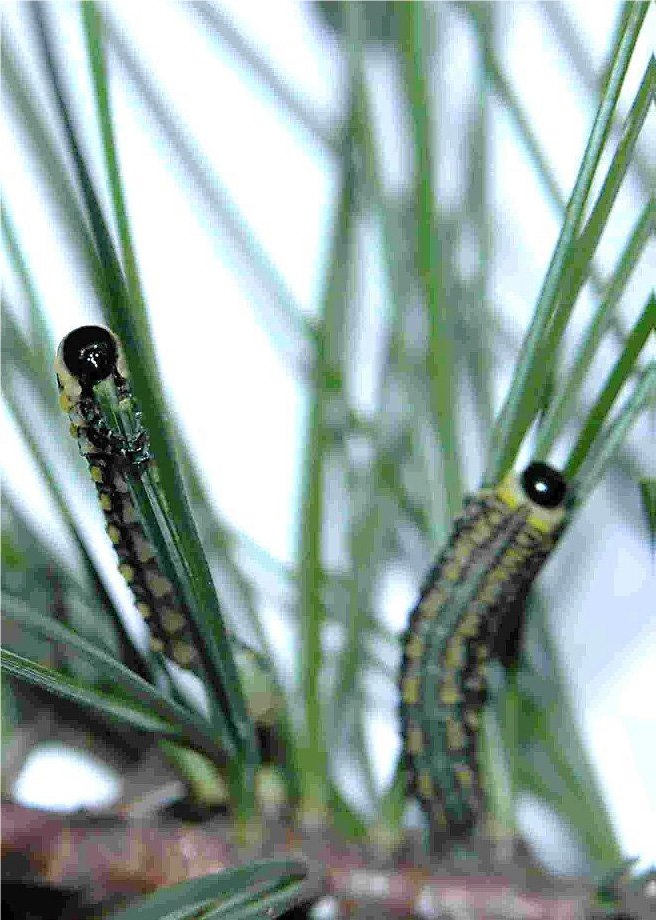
[55,325,199,673]
[399,462,570,842]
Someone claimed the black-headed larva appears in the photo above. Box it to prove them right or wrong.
[55,325,199,673]
[399,462,569,841]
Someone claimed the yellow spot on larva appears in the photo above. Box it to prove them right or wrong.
[172,641,193,667]
[402,676,420,704]
[121,503,138,525]
[162,609,186,634]
[150,637,164,653]
[59,391,73,412]
[454,539,474,564]
[454,763,474,790]
[118,563,134,583]
[133,535,156,563]
[475,643,489,660]
[136,602,152,619]
[443,561,461,582]
[407,724,424,754]
[503,548,525,566]
[440,677,461,705]
[100,493,112,511]
[418,771,434,799]
[487,511,503,526]
[137,544,156,563]
[405,634,424,659]
[488,566,510,583]
[145,572,173,599]
[446,718,466,750]
[527,513,553,534]
[69,423,78,438]
[471,520,493,544]
[479,583,499,605]
[459,610,480,636]
[90,466,103,483]
[420,588,448,619]
[444,638,464,670]
[106,524,121,545]
[496,479,522,510]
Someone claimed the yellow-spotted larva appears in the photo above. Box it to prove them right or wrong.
[399,462,569,841]
[55,325,199,672]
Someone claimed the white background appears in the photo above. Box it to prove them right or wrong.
[2,2,654,874]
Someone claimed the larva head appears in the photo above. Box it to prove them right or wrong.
[55,325,128,404]
[496,462,569,533]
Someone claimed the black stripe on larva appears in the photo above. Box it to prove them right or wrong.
[399,478,565,843]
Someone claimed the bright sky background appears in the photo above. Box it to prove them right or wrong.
[2,2,654,874]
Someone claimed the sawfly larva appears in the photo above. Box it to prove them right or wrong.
[55,325,199,673]
[399,462,569,841]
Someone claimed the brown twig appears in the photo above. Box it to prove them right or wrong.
[1,802,602,917]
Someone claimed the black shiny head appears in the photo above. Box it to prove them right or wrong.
[62,326,117,387]
[520,462,567,509]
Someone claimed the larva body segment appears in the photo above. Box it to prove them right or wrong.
[55,326,198,673]
[399,464,569,841]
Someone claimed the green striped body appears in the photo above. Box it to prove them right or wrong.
[400,472,568,841]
